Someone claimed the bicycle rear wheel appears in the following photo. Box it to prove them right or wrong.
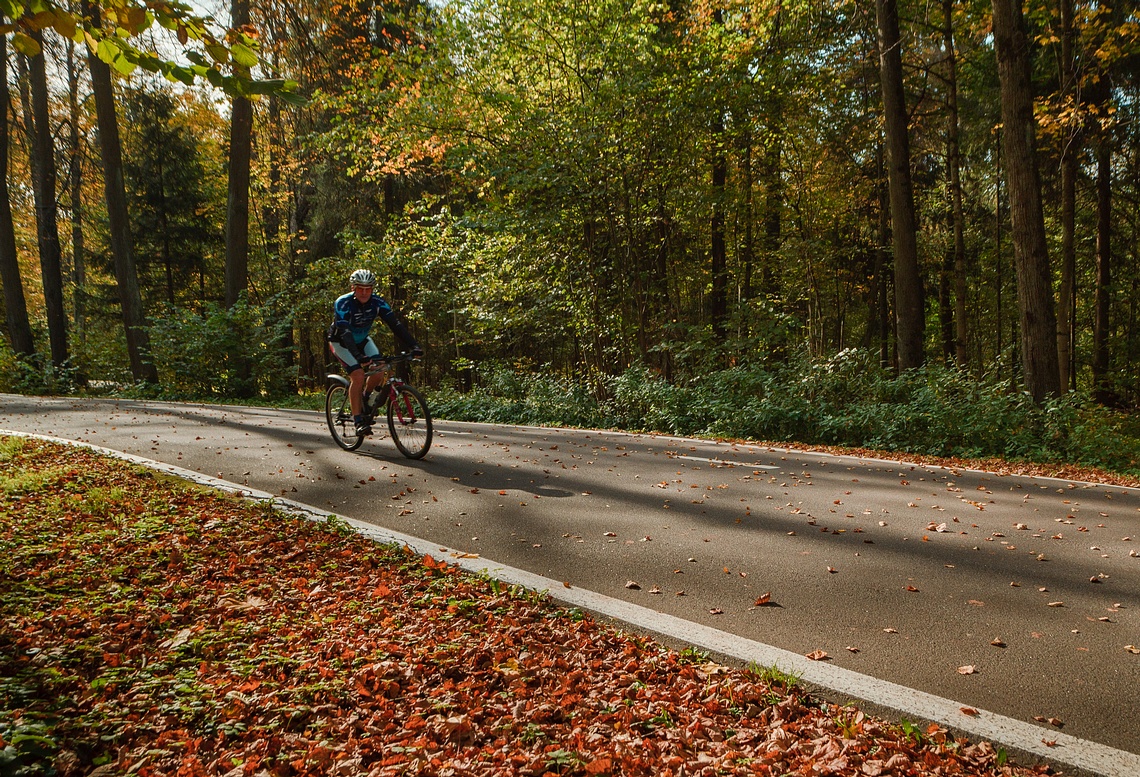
[326,383,364,451]
[387,384,432,459]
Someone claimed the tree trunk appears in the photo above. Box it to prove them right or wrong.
[990,0,1060,402]
[67,34,86,351]
[740,127,753,305]
[1056,0,1076,391]
[707,8,729,344]
[1092,143,1112,403]
[84,0,158,383]
[875,143,891,368]
[710,116,728,343]
[0,34,35,358]
[943,0,967,369]
[225,0,253,308]
[28,30,69,369]
[876,0,924,369]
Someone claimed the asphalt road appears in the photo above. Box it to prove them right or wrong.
[2,394,1138,758]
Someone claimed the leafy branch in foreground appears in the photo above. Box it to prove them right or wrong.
[0,0,304,102]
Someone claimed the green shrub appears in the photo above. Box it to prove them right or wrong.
[143,298,295,399]
[433,349,1140,477]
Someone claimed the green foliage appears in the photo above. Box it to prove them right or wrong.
[433,350,1140,476]
[142,298,295,399]
[0,341,79,395]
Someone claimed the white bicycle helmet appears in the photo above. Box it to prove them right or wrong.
[349,268,375,286]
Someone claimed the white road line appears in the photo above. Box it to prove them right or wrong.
[5,428,1138,777]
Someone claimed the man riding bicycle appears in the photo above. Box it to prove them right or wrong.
[327,268,423,437]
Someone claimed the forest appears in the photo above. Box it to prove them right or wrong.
[2,0,1140,468]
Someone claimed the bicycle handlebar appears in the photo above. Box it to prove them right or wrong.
[362,352,420,375]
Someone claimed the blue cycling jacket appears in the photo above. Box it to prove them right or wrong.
[332,292,396,344]
[329,292,417,354]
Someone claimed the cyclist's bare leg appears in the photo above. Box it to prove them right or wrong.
[348,369,366,416]
[364,368,387,402]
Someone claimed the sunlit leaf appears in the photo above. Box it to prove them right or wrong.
[231,41,258,69]
[10,31,40,57]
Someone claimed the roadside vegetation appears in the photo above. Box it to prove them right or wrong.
[1,437,1054,777]
[6,337,1139,484]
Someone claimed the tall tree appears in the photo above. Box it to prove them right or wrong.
[28,29,69,369]
[876,0,924,368]
[990,0,1061,402]
[1056,0,1077,391]
[0,32,35,358]
[708,9,729,344]
[1092,140,1112,402]
[66,31,87,350]
[225,0,253,308]
[82,0,157,383]
[943,0,967,369]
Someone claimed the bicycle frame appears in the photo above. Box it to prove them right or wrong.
[325,352,433,458]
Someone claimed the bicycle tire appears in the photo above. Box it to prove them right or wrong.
[387,384,432,459]
[326,383,364,451]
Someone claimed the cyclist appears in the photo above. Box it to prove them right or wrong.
[327,268,423,436]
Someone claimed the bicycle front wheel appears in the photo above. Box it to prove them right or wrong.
[326,383,364,451]
[387,384,432,459]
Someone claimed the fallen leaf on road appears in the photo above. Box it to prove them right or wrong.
[709,608,724,615]
[968,600,985,606]
[1125,645,1140,654]
[905,586,919,592]
[991,638,1006,647]
[806,650,829,661]
[1047,601,1064,607]
[827,566,838,574]
[957,665,977,675]
[625,581,641,590]
[883,628,898,634]
[754,592,771,606]
[846,646,860,653]
[960,707,978,717]
[1048,718,1064,727]
[1043,739,1057,747]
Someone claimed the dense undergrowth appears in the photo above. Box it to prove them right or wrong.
[430,350,1140,478]
[4,341,1138,478]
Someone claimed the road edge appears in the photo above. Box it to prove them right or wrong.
[3,428,1137,777]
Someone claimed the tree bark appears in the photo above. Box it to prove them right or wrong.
[1056,0,1076,391]
[84,0,158,383]
[1092,143,1112,403]
[67,34,86,351]
[225,0,253,308]
[28,30,69,369]
[943,0,967,369]
[876,0,924,369]
[710,116,728,343]
[708,12,728,344]
[990,0,1060,402]
[0,34,35,358]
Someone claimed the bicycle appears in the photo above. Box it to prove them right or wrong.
[325,352,433,458]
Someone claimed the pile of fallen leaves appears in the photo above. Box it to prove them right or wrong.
[1,438,1056,776]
